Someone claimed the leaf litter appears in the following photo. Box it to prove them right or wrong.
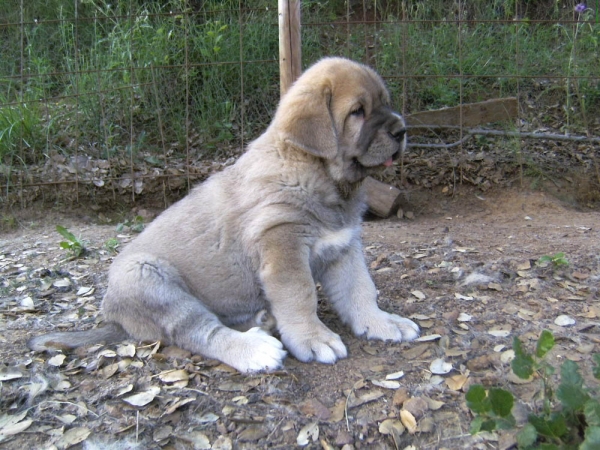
[1,188,599,448]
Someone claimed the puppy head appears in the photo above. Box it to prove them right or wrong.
[273,57,406,184]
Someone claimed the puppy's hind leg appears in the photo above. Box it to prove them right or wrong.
[105,256,286,373]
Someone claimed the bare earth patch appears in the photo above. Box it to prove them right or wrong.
[1,187,599,449]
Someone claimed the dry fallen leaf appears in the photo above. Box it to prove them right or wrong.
[153,425,173,442]
[423,397,445,410]
[410,314,431,320]
[430,358,453,375]
[296,421,319,446]
[299,398,331,420]
[55,426,91,449]
[116,384,134,396]
[385,370,405,380]
[371,379,401,389]
[101,363,119,379]
[501,350,515,363]
[98,349,117,359]
[123,386,160,407]
[117,343,136,357]
[197,413,219,424]
[157,369,189,383]
[232,396,249,406]
[411,290,426,301]
[186,431,211,449]
[347,390,384,408]
[211,435,233,450]
[379,418,405,436]
[400,409,418,434]
[0,412,32,443]
[488,329,511,337]
[554,315,575,327]
[57,414,77,425]
[76,286,95,296]
[328,400,346,423]
[48,354,67,367]
[53,278,71,288]
[403,397,428,418]
[238,425,268,442]
[0,366,24,381]
[415,334,441,342]
[136,341,161,358]
[162,397,196,416]
[445,374,468,391]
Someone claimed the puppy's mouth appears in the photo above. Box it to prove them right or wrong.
[383,151,400,167]
[355,150,400,169]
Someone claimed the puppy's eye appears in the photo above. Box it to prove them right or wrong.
[350,106,365,117]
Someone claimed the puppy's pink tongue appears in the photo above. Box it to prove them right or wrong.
[383,157,394,167]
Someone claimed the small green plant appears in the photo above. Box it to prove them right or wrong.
[536,252,569,268]
[56,225,87,258]
[1,214,18,231]
[103,238,120,254]
[466,330,600,449]
[116,215,145,233]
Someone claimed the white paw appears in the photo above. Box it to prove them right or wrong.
[226,327,287,373]
[352,310,420,342]
[281,323,347,364]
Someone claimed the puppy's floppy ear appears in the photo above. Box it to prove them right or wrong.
[275,86,339,160]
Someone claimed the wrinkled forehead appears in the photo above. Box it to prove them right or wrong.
[328,63,391,110]
[298,59,391,105]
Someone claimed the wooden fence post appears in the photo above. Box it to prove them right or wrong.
[278,0,302,97]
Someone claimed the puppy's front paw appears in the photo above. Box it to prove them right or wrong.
[281,323,347,364]
[353,310,420,342]
[226,327,287,373]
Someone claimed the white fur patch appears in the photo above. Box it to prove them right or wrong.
[313,227,356,256]
[233,328,287,373]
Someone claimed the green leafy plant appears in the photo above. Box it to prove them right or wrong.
[56,225,87,258]
[103,238,120,254]
[536,252,569,268]
[466,384,516,434]
[116,215,145,233]
[466,330,600,449]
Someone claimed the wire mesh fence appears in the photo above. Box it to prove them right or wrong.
[1,0,599,211]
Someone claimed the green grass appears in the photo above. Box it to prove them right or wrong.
[0,0,598,165]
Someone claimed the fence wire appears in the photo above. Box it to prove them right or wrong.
[1,0,599,211]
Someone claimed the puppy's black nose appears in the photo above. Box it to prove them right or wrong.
[389,127,406,143]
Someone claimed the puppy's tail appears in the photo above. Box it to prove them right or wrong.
[27,322,129,352]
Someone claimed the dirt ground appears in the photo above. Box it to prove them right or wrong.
[1,186,599,450]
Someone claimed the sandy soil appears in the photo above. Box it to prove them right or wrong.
[1,187,599,449]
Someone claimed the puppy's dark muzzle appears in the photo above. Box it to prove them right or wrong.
[388,128,406,143]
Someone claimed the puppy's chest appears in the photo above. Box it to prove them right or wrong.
[312,227,357,262]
